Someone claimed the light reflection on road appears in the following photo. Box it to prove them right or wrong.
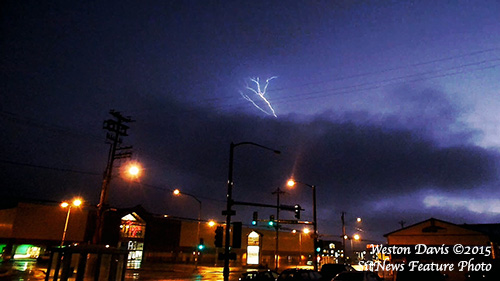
[125,265,246,281]
[1,261,250,281]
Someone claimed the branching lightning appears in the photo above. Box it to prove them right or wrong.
[240,76,278,117]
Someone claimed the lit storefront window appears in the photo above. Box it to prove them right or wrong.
[120,213,146,269]
[13,244,41,259]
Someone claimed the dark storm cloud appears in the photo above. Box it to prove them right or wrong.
[324,85,479,147]
[129,96,499,207]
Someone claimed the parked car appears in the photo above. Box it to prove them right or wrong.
[332,271,382,281]
[239,270,279,281]
[320,264,356,280]
[395,270,447,281]
[277,269,323,281]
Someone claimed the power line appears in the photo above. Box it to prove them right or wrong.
[128,47,500,115]
[206,59,500,111]
[131,181,226,204]
[0,110,103,141]
[0,159,101,176]
[186,47,500,105]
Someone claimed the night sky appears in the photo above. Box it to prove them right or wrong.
[2,0,500,243]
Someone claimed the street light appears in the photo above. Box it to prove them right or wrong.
[95,160,143,244]
[287,179,318,271]
[173,188,202,269]
[223,142,280,281]
[350,234,361,261]
[60,198,82,246]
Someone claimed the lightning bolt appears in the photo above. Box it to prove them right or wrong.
[240,76,278,117]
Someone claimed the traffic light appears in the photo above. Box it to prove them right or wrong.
[232,222,242,248]
[315,239,323,253]
[198,238,205,251]
[294,204,301,219]
[214,226,223,248]
[252,211,258,225]
[268,215,275,227]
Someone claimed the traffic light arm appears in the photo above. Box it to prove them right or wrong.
[233,200,304,212]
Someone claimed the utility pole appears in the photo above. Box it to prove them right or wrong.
[272,187,285,270]
[93,110,134,244]
[341,212,346,263]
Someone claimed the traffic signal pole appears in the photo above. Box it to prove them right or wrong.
[272,187,285,270]
[223,142,280,281]
[312,184,318,271]
[222,143,234,281]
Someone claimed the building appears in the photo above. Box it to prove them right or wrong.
[0,199,93,261]
[383,217,500,281]
[0,199,314,269]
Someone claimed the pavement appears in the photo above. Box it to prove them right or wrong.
[0,260,255,281]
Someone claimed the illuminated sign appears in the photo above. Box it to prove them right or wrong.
[247,231,260,265]
[247,246,259,265]
[248,231,260,246]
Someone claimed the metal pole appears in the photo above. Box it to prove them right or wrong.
[61,206,72,246]
[276,189,279,271]
[312,185,318,271]
[272,187,284,270]
[299,233,302,264]
[176,192,202,269]
[223,143,234,281]
[341,212,346,263]
[196,200,201,269]
[223,142,280,281]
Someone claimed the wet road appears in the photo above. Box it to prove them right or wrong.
[0,261,249,281]
[125,265,248,281]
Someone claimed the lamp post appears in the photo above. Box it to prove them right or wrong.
[95,160,142,244]
[223,142,280,281]
[60,198,82,246]
[173,188,202,269]
[272,187,285,270]
[287,179,318,271]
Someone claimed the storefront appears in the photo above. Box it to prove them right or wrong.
[118,212,146,268]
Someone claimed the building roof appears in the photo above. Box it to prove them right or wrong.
[384,217,500,242]
[462,223,500,243]
[383,217,459,237]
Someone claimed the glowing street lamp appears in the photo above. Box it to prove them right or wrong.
[287,178,318,271]
[95,160,143,244]
[60,198,83,246]
[173,189,202,268]
[353,234,360,241]
[208,220,216,227]
[122,161,143,180]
